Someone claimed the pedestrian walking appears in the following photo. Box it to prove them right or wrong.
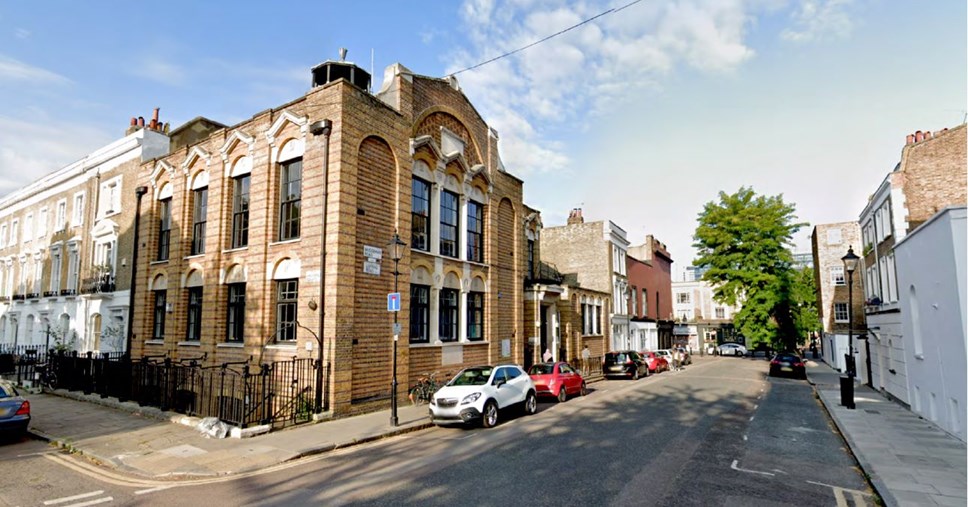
[581,345,591,375]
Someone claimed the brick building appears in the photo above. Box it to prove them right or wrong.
[627,235,674,350]
[131,58,528,417]
[811,222,865,375]
[540,209,630,351]
[857,124,966,406]
[522,207,609,371]
[0,115,171,354]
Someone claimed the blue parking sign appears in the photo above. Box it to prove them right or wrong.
[387,292,401,312]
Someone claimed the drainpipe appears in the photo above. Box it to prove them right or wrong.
[126,186,149,357]
[310,119,332,413]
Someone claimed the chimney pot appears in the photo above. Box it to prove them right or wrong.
[339,48,347,61]
[152,108,160,123]
[130,117,137,126]
[906,134,915,145]
[914,130,923,142]
[137,116,145,127]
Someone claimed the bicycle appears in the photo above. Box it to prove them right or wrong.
[35,363,58,390]
[408,371,443,405]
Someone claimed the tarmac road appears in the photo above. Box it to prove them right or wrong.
[0,357,875,506]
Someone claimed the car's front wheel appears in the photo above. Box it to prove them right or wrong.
[482,400,499,428]
[524,391,538,415]
[557,386,567,403]
[580,382,588,396]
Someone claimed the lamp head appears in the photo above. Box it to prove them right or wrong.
[842,245,860,273]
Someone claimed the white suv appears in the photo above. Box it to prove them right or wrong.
[430,365,537,428]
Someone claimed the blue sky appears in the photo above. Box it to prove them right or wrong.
[1,1,964,276]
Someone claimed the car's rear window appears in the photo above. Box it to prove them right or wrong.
[776,354,800,362]
[0,385,11,397]
[529,364,554,375]
[605,353,628,363]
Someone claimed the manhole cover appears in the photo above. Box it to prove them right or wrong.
[864,409,880,414]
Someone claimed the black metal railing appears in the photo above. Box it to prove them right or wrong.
[60,289,77,296]
[12,294,25,301]
[526,261,564,285]
[43,291,58,298]
[81,274,116,295]
[3,350,328,429]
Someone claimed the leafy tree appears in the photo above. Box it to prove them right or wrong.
[791,266,821,344]
[693,187,807,351]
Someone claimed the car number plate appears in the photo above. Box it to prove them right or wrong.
[781,366,792,372]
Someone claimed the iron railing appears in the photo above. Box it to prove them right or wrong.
[1,350,328,429]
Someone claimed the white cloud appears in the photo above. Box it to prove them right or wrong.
[0,115,111,197]
[449,0,758,178]
[0,55,70,84]
[14,28,30,39]
[138,57,188,86]
[781,0,855,43]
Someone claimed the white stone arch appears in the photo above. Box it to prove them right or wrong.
[182,265,204,288]
[410,265,432,285]
[442,271,461,290]
[149,160,175,191]
[229,155,252,178]
[270,257,301,280]
[219,130,255,165]
[190,169,210,190]
[265,110,309,164]
[223,264,247,284]
[156,181,173,201]
[470,276,486,293]
[182,146,211,174]
[150,273,168,291]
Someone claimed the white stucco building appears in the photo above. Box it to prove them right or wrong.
[894,206,966,441]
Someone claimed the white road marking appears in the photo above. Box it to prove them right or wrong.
[44,491,104,505]
[749,416,755,422]
[833,487,848,507]
[65,498,113,507]
[730,459,775,476]
[772,469,788,475]
[134,486,172,495]
[742,435,748,441]
[753,404,758,409]
[806,480,872,506]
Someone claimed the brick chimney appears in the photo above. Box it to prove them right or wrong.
[567,208,584,225]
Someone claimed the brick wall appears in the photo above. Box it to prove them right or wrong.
[811,222,865,334]
[540,221,611,293]
[900,124,967,230]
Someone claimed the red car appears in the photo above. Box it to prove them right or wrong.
[528,362,587,402]
[640,351,669,374]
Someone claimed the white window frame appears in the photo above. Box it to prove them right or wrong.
[66,243,80,293]
[55,200,67,231]
[0,223,6,248]
[98,177,121,219]
[886,254,898,303]
[10,219,18,245]
[72,191,86,226]
[32,254,42,294]
[830,266,845,286]
[833,302,849,323]
[49,245,62,294]
[676,292,690,304]
[38,207,48,238]
[23,213,32,242]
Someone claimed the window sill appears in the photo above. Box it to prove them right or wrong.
[184,254,205,260]
[410,340,487,347]
[177,341,201,347]
[223,246,249,254]
[914,353,924,360]
[218,342,245,348]
[265,343,297,350]
[270,239,301,247]
[150,260,170,265]
[145,340,165,346]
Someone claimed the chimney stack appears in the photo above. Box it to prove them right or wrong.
[567,208,584,225]
[906,134,915,145]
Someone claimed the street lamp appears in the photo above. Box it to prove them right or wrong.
[842,246,859,378]
[388,232,406,427]
[126,186,149,357]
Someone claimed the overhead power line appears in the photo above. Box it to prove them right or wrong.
[448,0,645,77]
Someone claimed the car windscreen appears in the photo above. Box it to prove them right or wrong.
[775,354,800,362]
[450,368,492,386]
[529,364,554,375]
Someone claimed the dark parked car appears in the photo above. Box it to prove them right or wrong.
[769,353,806,379]
[603,351,649,380]
[0,380,30,440]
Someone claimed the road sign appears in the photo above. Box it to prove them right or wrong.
[393,322,402,335]
[387,292,401,312]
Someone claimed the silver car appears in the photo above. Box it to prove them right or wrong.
[717,343,748,357]
[0,379,30,440]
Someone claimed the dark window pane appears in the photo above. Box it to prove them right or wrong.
[411,178,430,251]
[276,279,298,341]
[409,284,429,343]
[191,188,208,255]
[186,287,203,340]
[152,290,166,340]
[467,201,483,262]
[226,283,246,342]
[439,288,459,342]
[279,159,302,241]
[467,290,484,341]
[231,175,250,249]
[157,198,171,261]
[440,191,459,258]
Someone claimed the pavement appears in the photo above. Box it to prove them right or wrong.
[15,357,968,507]
[805,358,967,507]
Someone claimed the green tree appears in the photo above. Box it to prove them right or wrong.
[791,266,822,344]
[693,187,807,351]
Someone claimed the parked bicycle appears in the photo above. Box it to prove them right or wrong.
[408,371,443,405]
[35,363,58,390]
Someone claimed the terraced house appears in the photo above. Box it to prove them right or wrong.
[0,117,171,355]
[131,56,528,417]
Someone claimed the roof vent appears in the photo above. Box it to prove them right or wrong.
[311,48,370,91]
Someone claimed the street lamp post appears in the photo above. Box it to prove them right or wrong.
[388,233,406,427]
[842,246,859,378]
[126,186,149,357]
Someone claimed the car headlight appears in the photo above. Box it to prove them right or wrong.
[461,393,481,405]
